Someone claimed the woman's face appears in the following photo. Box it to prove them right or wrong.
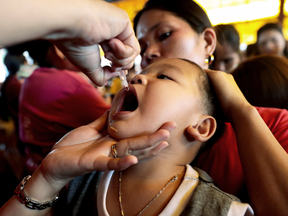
[257,30,286,57]
[136,9,209,69]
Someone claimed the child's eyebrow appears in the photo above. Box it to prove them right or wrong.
[161,63,183,75]
[140,62,183,75]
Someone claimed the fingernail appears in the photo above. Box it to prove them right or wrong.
[108,41,115,50]
[161,141,169,149]
[168,123,177,132]
[132,157,138,164]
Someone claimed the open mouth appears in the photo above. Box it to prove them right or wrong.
[116,86,138,113]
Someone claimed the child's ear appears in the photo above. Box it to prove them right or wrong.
[186,115,217,142]
[202,28,217,57]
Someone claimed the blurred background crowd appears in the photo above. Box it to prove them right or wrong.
[1,0,288,207]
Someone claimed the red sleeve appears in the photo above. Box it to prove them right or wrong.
[256,107,288,152]
[194,106,288,200]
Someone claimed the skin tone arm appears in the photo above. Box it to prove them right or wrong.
[0,112,176,216]
[205,69,288,216]
[0,0,140,86]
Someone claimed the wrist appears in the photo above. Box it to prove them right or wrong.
[229,105,258,127]
[23,168,67,203]
[14,175,59,210]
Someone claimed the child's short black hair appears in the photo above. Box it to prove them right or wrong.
[180,59,225,151]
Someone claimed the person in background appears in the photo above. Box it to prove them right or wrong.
[212,24,242,73]
[232,54,288,109]
[0,46,28,154]
[244,43,259,60]
[0,44,29,123]
[18,40,111,174]
[256,23,288,58]
[133,0,288,215]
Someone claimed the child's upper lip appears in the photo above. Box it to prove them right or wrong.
[115,84,138,114]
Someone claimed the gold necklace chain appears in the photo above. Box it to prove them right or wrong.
[118,169,184,216]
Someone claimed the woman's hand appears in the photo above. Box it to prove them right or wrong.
[204,69,252,121]
[0,112,176,215]
[1,0,140,87]
[38,111,176,188]
[45,0,140,86]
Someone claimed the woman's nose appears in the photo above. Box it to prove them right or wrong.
[130,74,147,85]
[141,44,161,68]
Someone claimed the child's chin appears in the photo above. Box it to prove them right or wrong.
[108,128,129,141]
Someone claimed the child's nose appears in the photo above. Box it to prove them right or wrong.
[130,74,146,85]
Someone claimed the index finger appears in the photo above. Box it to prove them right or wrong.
[93,155,138,171]
[116,21,140,56]
[115,121,177,157]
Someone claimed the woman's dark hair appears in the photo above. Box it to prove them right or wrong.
[214,24,240,53]
[133,0,212,34]
[257,23,288,57]
[232,54,288,109]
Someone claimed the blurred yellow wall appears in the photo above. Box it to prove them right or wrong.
[111,0,287,46]
[234,18,280,45]
[112,0,148,22]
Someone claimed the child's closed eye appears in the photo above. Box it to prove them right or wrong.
[157,74,173,80]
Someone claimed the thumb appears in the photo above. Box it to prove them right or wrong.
[88,110,110,133]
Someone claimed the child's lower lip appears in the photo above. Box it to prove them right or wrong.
[111,111,133,119]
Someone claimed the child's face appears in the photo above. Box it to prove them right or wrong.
[108,58,203,140]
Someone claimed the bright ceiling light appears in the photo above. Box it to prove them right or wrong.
[197,0,279,25]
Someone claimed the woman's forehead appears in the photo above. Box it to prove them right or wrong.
[137,9,185,32]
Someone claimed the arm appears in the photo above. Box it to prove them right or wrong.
[0,112,176,215]
[205,69,288,216]
[0,0,140,86]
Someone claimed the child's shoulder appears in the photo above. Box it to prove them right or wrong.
[181,167,252,216]
[194,167,240,201]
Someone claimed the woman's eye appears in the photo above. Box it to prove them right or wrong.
[159,32,171,41]
[157,74,172,80]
